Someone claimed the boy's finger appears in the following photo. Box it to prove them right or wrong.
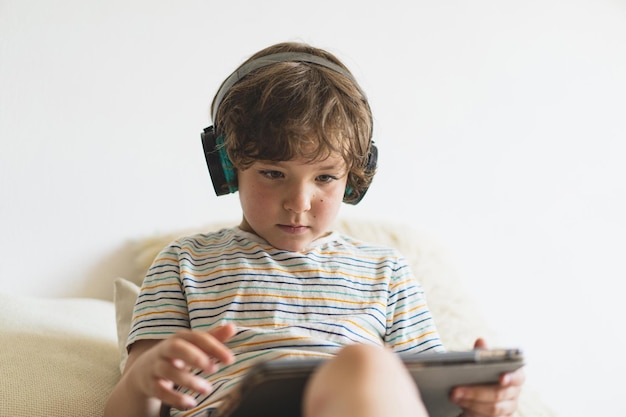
[452,383,522,403]
[455,397,519,417]
[473,337,488,349]
[154,377,202,411]
[209,323,237,343]
[158,335,213,372]
[157,332,231,373]
[500,367,525,386]
[154,359,212,395]
[174,330,234,365]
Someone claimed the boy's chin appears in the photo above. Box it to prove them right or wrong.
[241,220,331,252]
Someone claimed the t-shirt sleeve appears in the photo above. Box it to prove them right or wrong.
[384,255,444,354]
[126,241,191,349]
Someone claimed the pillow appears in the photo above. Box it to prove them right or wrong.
[114,277,140,372]
[0,292,119,417]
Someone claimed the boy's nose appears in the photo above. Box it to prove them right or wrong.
[283,183,312,213]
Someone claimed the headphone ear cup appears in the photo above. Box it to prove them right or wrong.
[343,143,378,205]
[201,126,238,195]
[365,143,378,176]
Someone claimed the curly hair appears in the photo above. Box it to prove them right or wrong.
[211,42,375,204]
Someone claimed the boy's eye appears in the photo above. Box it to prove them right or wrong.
[316,174,338,183]
[260,170,284,179]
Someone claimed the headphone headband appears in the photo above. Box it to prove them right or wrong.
[212,52,365,123]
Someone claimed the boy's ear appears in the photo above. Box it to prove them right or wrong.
[201,126,238,195]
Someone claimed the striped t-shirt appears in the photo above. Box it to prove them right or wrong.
[127,227,443,416]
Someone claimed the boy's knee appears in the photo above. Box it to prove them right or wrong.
[303,344,427,417]
[333,344,404,377]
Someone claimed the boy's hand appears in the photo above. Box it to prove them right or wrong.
[450,338,525,417]
[128,324,236,411]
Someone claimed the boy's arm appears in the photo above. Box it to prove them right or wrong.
[104,339,163,417]
[104,326,236,417]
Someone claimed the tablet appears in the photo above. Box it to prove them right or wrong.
[214,348,524,417]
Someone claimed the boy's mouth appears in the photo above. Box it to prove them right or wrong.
[277,224,309,234]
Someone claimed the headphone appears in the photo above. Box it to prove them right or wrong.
[201,52,378,205]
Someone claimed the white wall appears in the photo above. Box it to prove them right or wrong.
[1,1,625,416]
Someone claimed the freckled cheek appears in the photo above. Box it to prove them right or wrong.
[318,190,344,216]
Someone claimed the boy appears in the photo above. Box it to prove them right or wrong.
[105,42,524,417]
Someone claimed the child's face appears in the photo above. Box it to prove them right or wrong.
[237,153,348,252]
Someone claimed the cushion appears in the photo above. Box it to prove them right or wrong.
[0,292,119,417]
[114,277,140,372]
